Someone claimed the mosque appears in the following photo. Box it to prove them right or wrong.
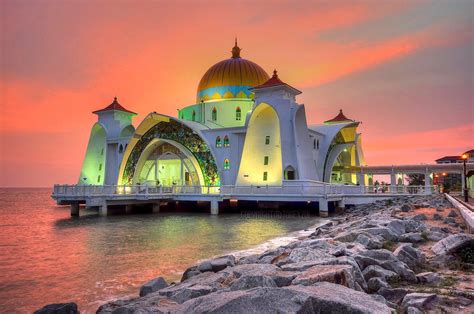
[78,40,366,189]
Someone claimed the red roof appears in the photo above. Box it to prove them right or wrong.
[250,70,301,94]
[93,97,137,115]
[324,109,354,124]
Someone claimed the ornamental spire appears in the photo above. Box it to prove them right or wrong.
[231,37,241,58]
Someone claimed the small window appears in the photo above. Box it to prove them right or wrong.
[223,135,230,147]
[100,148,104,155]
[263,172,268,181]
[317,140,319,150]
[97,175,101,183]
[313,139,316,150]
[99,164,102,171]
[216,136,222,148]
[264,156,269,165]
[212,107,217,121]
[119,144,123,153]
[265,136,270,145]
[236,107,241,121]
[192,110,196,121]
[224,159,230,170]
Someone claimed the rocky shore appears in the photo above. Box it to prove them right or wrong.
[37,195,474,313]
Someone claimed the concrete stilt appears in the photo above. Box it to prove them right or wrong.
[125,204,132,214]
[210,199,219,215]
[70,202,80,217]
[152,202,160,213]
[319,199,329,217]
[337,198,345,209]
[99,201,108,216]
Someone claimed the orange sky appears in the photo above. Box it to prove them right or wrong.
[1,0,473,187]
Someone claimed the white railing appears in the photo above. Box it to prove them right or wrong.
[52,183,439,199]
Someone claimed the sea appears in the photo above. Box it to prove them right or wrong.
[0,188,324,313]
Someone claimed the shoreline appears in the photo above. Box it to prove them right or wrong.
[37,195,474,313]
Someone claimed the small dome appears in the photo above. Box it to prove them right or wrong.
[196,39,269,102]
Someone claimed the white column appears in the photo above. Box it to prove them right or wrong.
[390,173,396,193]
[337,198,345,209]
[319,199,329,217]
[70,202,79,216]
[210,199,219,215]
[425,170,431,195]
[99,201,108,216]
[461,172,466,191]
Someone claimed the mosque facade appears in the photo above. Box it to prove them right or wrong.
[78,41,366,189]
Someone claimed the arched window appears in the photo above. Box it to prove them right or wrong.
[192,110,196,121]
[236,107,241,121]
[119,144,124,153]
[216,136,222,148]
[285,166,296,180]
[317,140,319,150]
[212,107,217,121]
[224,159,230,170]
[223,135,230,147]
[313,139,316,150]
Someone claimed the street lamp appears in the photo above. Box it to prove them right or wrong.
[461,153,468,202]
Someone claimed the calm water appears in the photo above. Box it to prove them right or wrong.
[0,188,322,313]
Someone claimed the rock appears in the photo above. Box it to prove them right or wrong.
[230,275,277,291]
[139,276,168,297]
[426,231,446,241]
[431,234,474,255]
[160,284,216,303]
[401,293,438,311]
[401,204,412,212]
[97,296,178,313]
[433,213,443,220]
[367,277,389,293]
[210,255,235,271]
[362,265,399,281]
[354,250,416,282]
[394,244,425,271]
[399,232,424,243]
[355,234,383,250]
[329,245,346,257]
[436,208,444,212]
[181,266,201,282]
[444,217,455,224]
[447,210,458,218]
[179,283,391,313]
[291,264,356,289]
[34,303,78,314]
[358,227,398,241]
[407,306,423,314]
[421,202,431,208]
[403,220,428,233]
[334,231,360,242]
[197,260,213,272]
[271,271,299,287]
[413,214,427,221]
[287,247,333,263]
[378,287,411,304]
[387,220,405,236]
[416,272,441,284]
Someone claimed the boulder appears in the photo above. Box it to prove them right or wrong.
[179,283,391,313]
[362,265,399,281]
[413,214,427,221]
[357,227,398,241]
[367,277,389,293]
[447,210,458,218]
[403,220,428,233]
[399,233,424,243]
[426,231,446,241]
[387,220,405,236]
[416,272,441,284]
[355,234,383,250]
[354,250,416,282]
[197,260,213,272]
[401,293,438,311]
[34,303,78,314]
[433,213,443,221]
[210,255,235,271]
[444,217,455,224]
[271,270,299,287]
[431,234,474,256]
[393,244,425,271]
[291,264,356,289]
[378,287,411,305]
[97,296,178,313]
[401,204,412,212]
[224,263,280,278]
[287,247,333,263]
[230,275,277,291]
[139,277,168,297]
[181,266,201,282]
[407,306,423,314]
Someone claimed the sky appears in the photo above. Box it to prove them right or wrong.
[1,0,473,187]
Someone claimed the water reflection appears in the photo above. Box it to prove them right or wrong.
[0,189,321,313]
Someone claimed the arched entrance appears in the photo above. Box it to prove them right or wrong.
[284,166,296,180]
[133,139,204,186]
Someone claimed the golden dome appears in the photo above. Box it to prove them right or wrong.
[196,40,270,102]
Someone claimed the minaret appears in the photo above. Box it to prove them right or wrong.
[78,97,136,185]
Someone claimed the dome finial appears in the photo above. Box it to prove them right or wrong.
[273,69,278,77]
[231,38,241,58]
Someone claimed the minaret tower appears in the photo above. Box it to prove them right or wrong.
[78,97,136,185]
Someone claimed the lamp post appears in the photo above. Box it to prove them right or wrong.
[461,153,468,202]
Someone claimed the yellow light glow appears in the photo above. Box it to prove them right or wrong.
[461,153,468,160]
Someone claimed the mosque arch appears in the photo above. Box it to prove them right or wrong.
[216,136,222,147]
[118,114,220,186]
[223,135,230,147]
[78,123,107,185]
[236,102,282,185]
[119,144,124,154]
[284,165,296,180]
[120,125,135,138]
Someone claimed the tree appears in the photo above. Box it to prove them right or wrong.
[407,174,424,186]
